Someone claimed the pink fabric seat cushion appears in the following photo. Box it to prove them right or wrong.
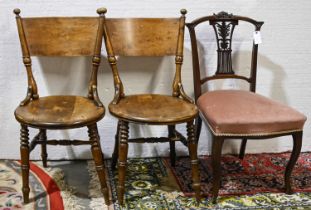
[197,90,307,136]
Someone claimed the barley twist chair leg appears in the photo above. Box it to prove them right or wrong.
[20,124,30,204]
[117,121,129,206]
[88,124,110,205]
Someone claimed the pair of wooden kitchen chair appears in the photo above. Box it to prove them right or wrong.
[14,8,199,205]
[14,7,306,206]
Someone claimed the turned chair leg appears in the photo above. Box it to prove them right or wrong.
[20,124,30,204]
[285,131,303,194]
[117,121,129,206]
[211,136,224,204]
[111,120,121,169]
[168,125,176,167]
[39,129,48,167]
[239,138,247,160]
[187,121,201,202]
[88,124,110,205]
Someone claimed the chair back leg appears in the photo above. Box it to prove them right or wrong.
[195,116,202,143]
[111,120,121,169]
[239,138,247,159]
[168,125,176,166]
[117,121,129,205]
[39,129,48,167]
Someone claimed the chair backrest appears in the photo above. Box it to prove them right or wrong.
[105,18,181,56]
[20,17,100,56]
[187,11,264,101]
[102,10,188,103]
[14,8,106,106]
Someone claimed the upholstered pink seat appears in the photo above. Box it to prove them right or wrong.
[197,90,307,136]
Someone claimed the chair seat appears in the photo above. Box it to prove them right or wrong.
[109,94,198,124]
[197,90,307,136]
[15,96,105,129]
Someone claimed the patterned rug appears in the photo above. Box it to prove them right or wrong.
[1,152,311,209]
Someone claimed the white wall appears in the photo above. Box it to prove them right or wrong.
[0,0,310,160]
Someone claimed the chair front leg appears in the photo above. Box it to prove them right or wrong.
[211,135,224,204]
[285,131,303,194]
[88,124,110,205]
[187,121,201,202]
[239,138,247,160]
[111,120,121,169]
[20,124,30,204]
[168,125,176,167]
[39,129,48,167]
[117,120,129,206]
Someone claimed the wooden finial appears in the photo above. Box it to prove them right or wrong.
[13,8,21,16]
[97,7,107,15]
[180,9,187,15]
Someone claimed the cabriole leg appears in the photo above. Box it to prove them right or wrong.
[285,131,302,194]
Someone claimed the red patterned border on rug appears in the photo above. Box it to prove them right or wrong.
[18,161,64,210]
[167,152,311,197]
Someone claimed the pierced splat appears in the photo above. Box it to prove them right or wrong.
[210,11,238,74]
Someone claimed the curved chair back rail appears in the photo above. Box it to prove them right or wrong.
[186,11,264,101]
[20,17,100,56]
[105,18,180,56]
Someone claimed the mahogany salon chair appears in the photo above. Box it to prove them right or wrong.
[13,8,109,204]
[102,9,201,205]
[187,12,307,203]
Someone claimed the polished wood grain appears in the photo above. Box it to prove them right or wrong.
[108,94,198,125]
[14,8,110,205]
[15,96,105,129]
[188,12,305,203]
[105,18,179,56]
[103,9,201,205]
[22,17,99,56]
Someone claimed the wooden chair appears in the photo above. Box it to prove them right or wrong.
[187,12,307,203]
[102,9,201,205]
[13,8,109,204]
